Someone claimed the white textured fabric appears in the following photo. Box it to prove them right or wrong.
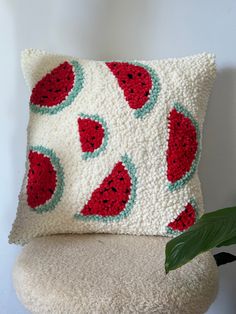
[9,50,216,244]
[13,234,218,314]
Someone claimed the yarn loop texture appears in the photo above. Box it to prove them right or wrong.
[9,49,216,245]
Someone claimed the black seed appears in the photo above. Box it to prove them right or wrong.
[48,188,54,194]
[145,91,149,96]
[138,72,142,77]
[128,74,133,79]
[119,177,124,181]
[122,79,126,84]
[112,187,117,192]
[103,200,108,203]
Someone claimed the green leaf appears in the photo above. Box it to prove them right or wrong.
[165,206,236,274]
[217,235,236,247]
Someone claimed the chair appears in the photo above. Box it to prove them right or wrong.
[13,233,218,313]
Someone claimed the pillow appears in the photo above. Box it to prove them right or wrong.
[9,49,216,245]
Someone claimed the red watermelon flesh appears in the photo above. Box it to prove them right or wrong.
[80,161,131,217]
[168,203,196,232]
[27,151,57,208]
[167,108,198,183]
[106,62,152,109]
[30,61,75,107]
[78,117,105,153]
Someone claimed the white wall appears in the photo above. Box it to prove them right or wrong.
[1,0,236,313]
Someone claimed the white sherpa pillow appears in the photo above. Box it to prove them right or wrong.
[9,49,216,244]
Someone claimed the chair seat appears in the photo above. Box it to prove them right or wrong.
[13,234,218,314]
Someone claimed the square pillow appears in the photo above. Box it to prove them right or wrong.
[9,49,216,244]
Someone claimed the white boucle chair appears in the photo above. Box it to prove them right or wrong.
[13,233,218,313]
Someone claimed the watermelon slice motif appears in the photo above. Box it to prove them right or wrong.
[74,154,137,222]
[26,146,64,213]
[166,103,200,191]
[106,62,160,118]
[30,60,84,114]
[166,199,199,235]
[78,113,109,160]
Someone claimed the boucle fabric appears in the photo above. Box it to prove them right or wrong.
[13,234,219,314]
[9,49,216,244]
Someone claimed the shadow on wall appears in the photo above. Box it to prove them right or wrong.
[8,0,153,59]
[199,68,236,211]
[199,67,236,313]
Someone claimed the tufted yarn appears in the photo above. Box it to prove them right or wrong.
[167,103,200,191]
[166,199,199,235]
[30,60,84,114]
[78,113,109,159]
[9,49,216,245]
[26,146,64,213]
[74,154,137,222]
[30,61,75,107]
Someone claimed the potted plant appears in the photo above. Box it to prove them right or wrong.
[165,205,236,273]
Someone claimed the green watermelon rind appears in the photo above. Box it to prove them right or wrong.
[30,60,84,115]
[27,145,64,213]
[166,198,200,236]
[74,154,137,222]
[132,62,161,119]
[78,113,109,160]
[168,103,201,192]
